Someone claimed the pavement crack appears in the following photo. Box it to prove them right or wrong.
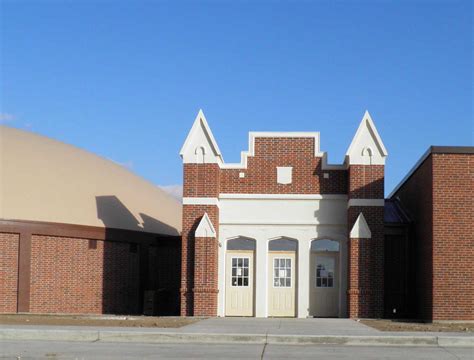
[260,332,268,359]
[439,345,461,360]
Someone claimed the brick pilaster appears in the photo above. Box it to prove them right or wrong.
[347,165,385,318]
[181,163,220,316]
[193,234,219,316]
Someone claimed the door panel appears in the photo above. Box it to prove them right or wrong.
[268,252,296,317]
[309,252,339,317]
[225,252,254,316]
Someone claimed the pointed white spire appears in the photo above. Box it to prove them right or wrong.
[350,212,372,238]
[180,109,223,164]
[346,110,388,165]
[195,212,217,238]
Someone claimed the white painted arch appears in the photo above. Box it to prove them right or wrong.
[218,227,348,318]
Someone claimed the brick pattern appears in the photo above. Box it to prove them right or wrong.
[220,138,347,194]
[183,163,220,197]
[0,233,19,313]
[193,236,219,316]
[347,206,385,318]
[349,165,384,199]
[30,235,140,314]
[347,162,385,319]
[394,157,434,319]
[431,154,473,320]
[180,205,219,316]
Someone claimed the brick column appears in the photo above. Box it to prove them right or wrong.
[180,163,220,316]
[193,232,219,316]
[347,165,385,318]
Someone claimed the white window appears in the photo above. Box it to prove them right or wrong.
[273,258,291,287]
[277,167,292,184]
[231,257,249,287]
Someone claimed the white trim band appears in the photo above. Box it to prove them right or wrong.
[347,199,385,208]
[219,193,348,200]
[183,197,219,206]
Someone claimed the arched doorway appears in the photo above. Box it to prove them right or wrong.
[267,237,297,317]
[309,239,340,317]
[225,237,256,316]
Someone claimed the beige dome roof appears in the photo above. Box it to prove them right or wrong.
[0,126,181,235]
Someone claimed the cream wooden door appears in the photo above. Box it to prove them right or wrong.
[268,252,296,317]
[225,251,254,316]
[309,252,339,317]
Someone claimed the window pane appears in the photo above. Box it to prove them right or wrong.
[286,278,291,287]
[238,258,242,267]
[328,278,333,287]
[322,278,327,287]
[237,278,243,286]
[244,268,248,277]
[317,278,321,287]
[274,259,278,267]
[243,278,248,286]
[244,258,249,267]
[280,278,285,287]
[286,259,291,268]
[232,268,236,276]
[232,278,237,286]
[287,269,291,277]
[312,240,339,252]
[232,258,236,267]
[280,259,285,267]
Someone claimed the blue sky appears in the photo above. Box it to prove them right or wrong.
[1,0,472,196]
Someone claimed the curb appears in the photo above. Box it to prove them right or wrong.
[0,329,472,347]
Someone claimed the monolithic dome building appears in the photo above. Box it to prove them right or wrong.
[0,125,182,315]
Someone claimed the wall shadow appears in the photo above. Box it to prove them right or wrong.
[96,195,181,316]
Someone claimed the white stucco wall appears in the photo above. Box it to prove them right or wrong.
[217,196,348,318]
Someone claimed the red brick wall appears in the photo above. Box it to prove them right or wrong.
[432,154,473,320]
[395,152,473,320]
[348,206,385,318]
[394,156,433,319]
[0,233,19,313]
[220,138,347,194]
[193,236,218,316]
[349,165,384,199]
[30,235,140,314]
[180,205,219,316]
[183,163,220,197]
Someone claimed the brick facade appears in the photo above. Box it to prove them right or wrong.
[180,204,219,316]
[30,235,140,314]
[394,151,473,320]
[348,206,385,318]
[193,235,219,316]
[0,220,181,315]
[220,138,347,194]
[0,233,19,313]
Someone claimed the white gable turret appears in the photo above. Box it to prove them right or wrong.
[195,212,217,238]
[180,109,223,164]
[350,212,372,238]
[346,111,388,165]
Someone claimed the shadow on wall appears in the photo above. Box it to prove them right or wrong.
[95,195,181,315]
[96,195,179,235]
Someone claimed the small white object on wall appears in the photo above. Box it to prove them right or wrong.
[277,167,293,184]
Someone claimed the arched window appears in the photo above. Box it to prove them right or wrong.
[268,237,297,251]
[311,239,339,252]
[227,236,256,251]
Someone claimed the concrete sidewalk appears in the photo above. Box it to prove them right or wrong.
[0,318,472,347]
